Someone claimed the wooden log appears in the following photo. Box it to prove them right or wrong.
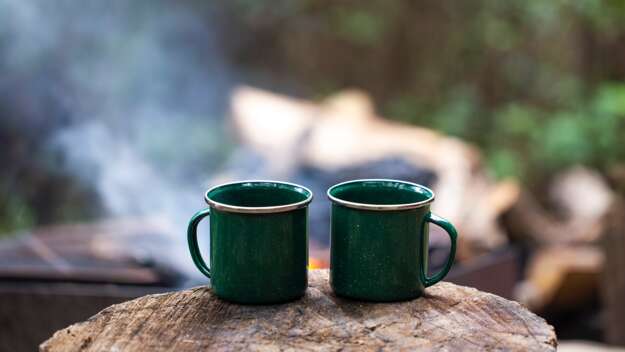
[516,245,603,312]
[502,167,613,247]
[40,270,556,351]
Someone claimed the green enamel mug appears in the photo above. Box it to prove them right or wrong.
[187,180,313,304]
[328,179,457,301]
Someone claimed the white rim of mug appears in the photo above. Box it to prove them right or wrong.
[204,180,313,214]
[327,178,435,211]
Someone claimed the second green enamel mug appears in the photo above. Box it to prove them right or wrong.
[328,179,457,302]
[187,180,313,304]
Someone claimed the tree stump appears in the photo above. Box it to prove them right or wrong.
[40,270,556,351]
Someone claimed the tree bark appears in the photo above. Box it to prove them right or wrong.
[41,270,556,351]
[601,197,625,345]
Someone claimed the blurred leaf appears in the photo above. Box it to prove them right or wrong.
[532,112,592,167]
[483,17,519,51]
[386,96,425,124]
[0,192,35,235]
[429,88,478,138]
[523,1,561,30]
[488,149,523,179]
[593,83,625,116]
[333,9,387,46]
[494,104,540,138]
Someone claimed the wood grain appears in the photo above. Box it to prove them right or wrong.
[41,270,556,351]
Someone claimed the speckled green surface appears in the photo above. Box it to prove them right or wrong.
[188,182,310,304]
[329,180,457,301]
[208,207,309,304]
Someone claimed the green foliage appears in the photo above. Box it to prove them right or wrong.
[387,80,625,183]
[522,84,625,178]
[428,88,479,138]
[534,112,592,168]
[588,83,625,166]
[594,83,625,116]
[372,1,625,183]
[0,191,34,236]
[488,149,522,180]
[332,9,387,46]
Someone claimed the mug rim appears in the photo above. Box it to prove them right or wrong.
[205,180,313,214]
[327,178,435,211]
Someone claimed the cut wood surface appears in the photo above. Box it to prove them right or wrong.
[41,270,556,352]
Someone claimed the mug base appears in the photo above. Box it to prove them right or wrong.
[331,284,423,302]
[333,292,423,302]
[213,289,306,305]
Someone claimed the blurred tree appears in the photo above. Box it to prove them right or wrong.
[215,0,625,184]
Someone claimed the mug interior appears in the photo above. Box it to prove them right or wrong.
[328,179,433,207]
[207,181,312,208]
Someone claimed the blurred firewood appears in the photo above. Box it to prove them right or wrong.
[516,245,603,312]
[508,167,620,319]
[231,86,518,260]
[502,166,614,246]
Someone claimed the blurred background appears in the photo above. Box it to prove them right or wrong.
[1,0,625,350]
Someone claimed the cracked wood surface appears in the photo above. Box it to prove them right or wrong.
[40,270,556,351]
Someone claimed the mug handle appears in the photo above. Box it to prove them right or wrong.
[187,208,212,279]
[420,212,457,287]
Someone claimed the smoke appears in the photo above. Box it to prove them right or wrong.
[0,0,236,276]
